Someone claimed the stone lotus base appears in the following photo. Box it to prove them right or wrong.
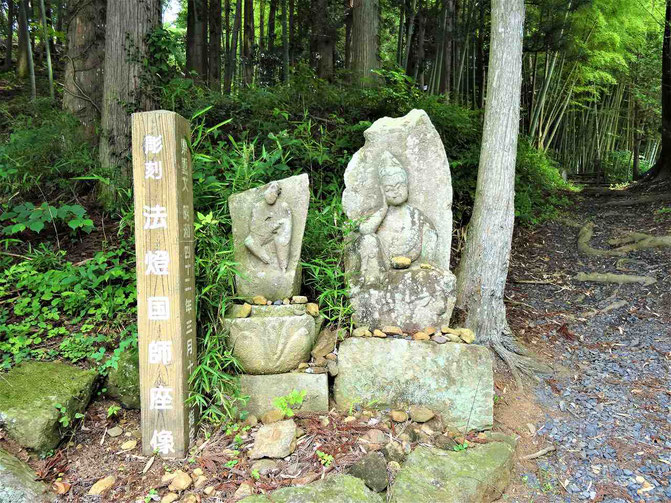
[241,374,329,416]
[334,338,493,431]
[350,267,456,333]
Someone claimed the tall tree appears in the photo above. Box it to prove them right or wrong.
[350,0,379,84]
[38,0,54,99]
[267,0,277,51]
[650,0,671,180]
[99,0,161,190]
[312,0,336,79]
[62,0,106,140]
[17,0,34,97]
[209,0,222,90]
[224,0,242,92]
[187,0,208,80]
[455,0,539,377]
[16,0,28,78]
[242,0,254,84]
[2,0,14,70]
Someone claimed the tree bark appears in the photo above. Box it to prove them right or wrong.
[455,0,537,377]
[312,0,335,79]
[209,0,222,90]
[242,0,254,84]
[99,0,160,193]
[16,0,28,78]
[186,0,208,80]
[39,0,54,99]
[350,0,379,85]
[17,0,34,97]
[281,0,288,81]
[63,0,105,141]
[650,0,671,180]
[268,0,277,51]
[224,0,242,93]
[2,0,14,70]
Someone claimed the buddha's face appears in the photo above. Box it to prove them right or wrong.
[382,174,408,206]
[264,183,280,205]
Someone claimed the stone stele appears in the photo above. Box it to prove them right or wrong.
[225,314,316,374]
[342,109,456,332]
[229,174,310,300]
[334,338,494,431]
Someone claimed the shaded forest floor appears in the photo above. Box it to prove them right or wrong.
[2,184,669,503]
[502,183,671,502]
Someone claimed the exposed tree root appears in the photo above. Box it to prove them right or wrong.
[493,324,552,387]
[615,258,646,271]
[577,222,625,257]
[603,193,671,207]
[611,234,671,254]
[574,272,657,286]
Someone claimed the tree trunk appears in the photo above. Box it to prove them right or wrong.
[344,0,352,68]
[650,0,671,180]
[209,0,222,90]
[99,0,160,195]
[16,0,28,78]
[243,0,254,84]
[224,0,242,93]
[281,0,288,81]
[3,0,14,70]
[186,0,208,80]
[455,0,537,377]
[350,0,378,85]
[17,0,35,97]
[312,0,335,79]
[440,0,454,95]
[63,0,105,140]
[268,0,277,51]
[39,0,54,99]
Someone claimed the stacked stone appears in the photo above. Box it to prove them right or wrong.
[225,175,329,418]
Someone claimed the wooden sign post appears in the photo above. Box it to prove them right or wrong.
[132,110,197,458]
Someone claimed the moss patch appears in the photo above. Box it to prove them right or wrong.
[0,361,97,453]
[241,474,384,502]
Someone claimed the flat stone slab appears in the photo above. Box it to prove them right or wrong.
[390,442,514,502]
[241,474,384,502]
[229,174,310,300]
[249,419,297,459]
[226,315,316,374]
[0,361,97,453]
[0,448,55,502]
[334,338,493,431]
[241,374,328,416]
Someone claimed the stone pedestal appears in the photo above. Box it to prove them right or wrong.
[334,338,494,431]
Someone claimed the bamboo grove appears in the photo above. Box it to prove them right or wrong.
[0,0,666,181]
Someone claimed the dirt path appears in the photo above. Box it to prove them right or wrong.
[501,189,671,502]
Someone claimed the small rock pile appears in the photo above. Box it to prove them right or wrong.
[350,324,476,345]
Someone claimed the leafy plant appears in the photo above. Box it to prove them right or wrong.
[453,441,469,452]
[272,390,307,418]
[107,405,121,418]
[316,450,334,467]
[0,202,94,235]
[54,403,84,428]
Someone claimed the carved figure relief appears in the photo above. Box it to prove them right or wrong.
[243,182,293,272]
[355,152,438,285]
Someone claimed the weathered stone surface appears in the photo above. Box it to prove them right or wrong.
[342,110,456,331]
[226,315,316,374]
[106,347,140,409]
[229,174,309,300]
[334,338,493,431]
[241,474,384,502]
[0,448,54,503]
[241,374,328,416]
[349,268,456,333]
[311,327,338,358]
[348,452,388,492]
[390,442,514,503]
[226,303,252,318]
[249,420,297,459]
[0,361,97,453]
[248,304,306,317]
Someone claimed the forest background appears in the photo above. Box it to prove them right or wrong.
[0,0,665,421]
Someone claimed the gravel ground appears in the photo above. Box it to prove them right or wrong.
[505,189,671,502]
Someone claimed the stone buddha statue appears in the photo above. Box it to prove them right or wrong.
[356,152,437,285]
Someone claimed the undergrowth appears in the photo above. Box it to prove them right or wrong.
[0,69,570,423]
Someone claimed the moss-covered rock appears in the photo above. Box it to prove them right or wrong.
[389,442,514,503]
[106,347,140,409]
[0,361,97,454]
[0,447,55,502]
[241,474,384,502]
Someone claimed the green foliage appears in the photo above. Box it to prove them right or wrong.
[316,450,334,467]
[0,99,97,198]
[1,202,94,235]
[272,389,307,418]
[54,403,84,428]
